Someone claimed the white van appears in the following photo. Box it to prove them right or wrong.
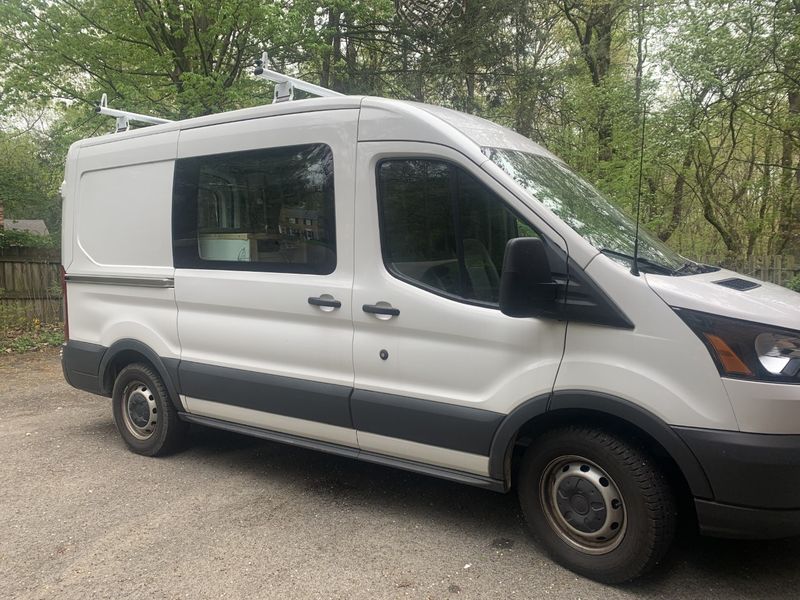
[60,95,800,583]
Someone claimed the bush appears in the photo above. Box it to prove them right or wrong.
[787,275,800,292]
[0,303,63,353]
[0,229,58,250]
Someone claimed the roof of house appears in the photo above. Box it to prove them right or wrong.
[5,219,50,236]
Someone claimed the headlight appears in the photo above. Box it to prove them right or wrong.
[755,333,800,375]
[675,308,800,383]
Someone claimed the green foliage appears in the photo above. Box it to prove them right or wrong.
[0,229,58,250]
[0,303,63,353]
[0,0,797,263]
[787,275,800,292]
[0,130,62,232]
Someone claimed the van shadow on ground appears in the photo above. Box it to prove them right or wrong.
[176,424,800,593]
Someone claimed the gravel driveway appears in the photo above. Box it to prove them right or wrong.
[1,349,797,599]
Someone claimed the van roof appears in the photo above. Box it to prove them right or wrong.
[77,96,557,159]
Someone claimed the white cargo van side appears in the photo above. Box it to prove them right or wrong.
[61,96,800,584]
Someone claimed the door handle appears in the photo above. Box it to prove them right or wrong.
[362,303,400,317]
[308,296,341,309]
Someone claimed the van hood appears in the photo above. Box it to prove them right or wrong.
[645,268,800,332]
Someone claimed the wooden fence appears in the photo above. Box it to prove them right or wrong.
[0,258,62,324]
[0,253,796,328]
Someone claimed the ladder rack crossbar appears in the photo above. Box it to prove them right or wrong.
[254,52,344,102]
[96,93,173,133]
[95,50,344,133]
[96,105,172,125]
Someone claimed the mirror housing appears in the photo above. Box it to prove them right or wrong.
[499,237,558,318]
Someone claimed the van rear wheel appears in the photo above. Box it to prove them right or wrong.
[518,425,676,583]
[112,363,187,456]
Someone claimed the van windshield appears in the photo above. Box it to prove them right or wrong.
[486,148,691,274]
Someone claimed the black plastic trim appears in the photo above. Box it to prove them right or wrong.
[351,389,504,455]
[694,499,800,539]
[487,393,550,481]
[547,391,713,499]
[362,304,400,316]
[180,412,359,458]
[712,277,761,291]
[356,450,504,491]
[61,340,106,395]
[180,412,505,492]
[97,339,184,411]
[308,296,341,309]
[179,361,353,428]
[674,426,800,509]
[561,257,634,329]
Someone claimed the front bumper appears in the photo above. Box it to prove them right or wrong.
[674,426,800,539]
[694,500,800,539]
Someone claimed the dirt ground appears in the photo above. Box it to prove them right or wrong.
[1,348,798,599]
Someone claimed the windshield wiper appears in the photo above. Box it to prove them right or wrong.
[675,260,720,275]
[598,248,676,275]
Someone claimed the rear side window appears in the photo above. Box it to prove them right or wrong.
[377,159,538,305]
[172,143,336,274]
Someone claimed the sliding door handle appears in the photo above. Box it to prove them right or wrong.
[308,296,341,309]
[362,303,400,317]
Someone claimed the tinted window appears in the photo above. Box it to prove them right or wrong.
[173,144,335,274]
[378,159,537,304]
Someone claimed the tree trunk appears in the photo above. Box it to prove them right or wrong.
[777,90,799,253]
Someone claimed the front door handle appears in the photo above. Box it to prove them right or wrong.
[362,303,400,317]
[308,296,341,309]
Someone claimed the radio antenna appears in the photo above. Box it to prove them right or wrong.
[631,105,647,276]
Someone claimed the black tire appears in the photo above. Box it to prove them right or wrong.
[112,363,187,456]
[517,425,676,583]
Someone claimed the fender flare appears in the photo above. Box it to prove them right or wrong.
[488,390,713,500]
[487,393,550,485]
[98,339,183,411]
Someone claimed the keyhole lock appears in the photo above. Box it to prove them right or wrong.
[379,349,389,361]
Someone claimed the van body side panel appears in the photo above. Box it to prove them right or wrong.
[173,110,358,446]
[66,132,180,368]
[350,141,568,473]
[61,142,81,271]
[356,431,490,475]
[184,397,357,448]
[554,255,738,430]
[179,361,352,428]
[350,389,504,455]
[722,378,800,434]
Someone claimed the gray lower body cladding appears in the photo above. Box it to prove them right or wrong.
[61,340,504,458]
[61,340,800,539]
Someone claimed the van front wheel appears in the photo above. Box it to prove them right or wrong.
[112,363,187,456]
[518,425,676,583]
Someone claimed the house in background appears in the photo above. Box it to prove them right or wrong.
[0,205,49,236]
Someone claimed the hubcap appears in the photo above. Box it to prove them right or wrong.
[122,382,158,440]
[539,455,626,555]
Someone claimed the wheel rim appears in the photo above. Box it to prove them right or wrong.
[539,455,627,555]
[121,382,158,440]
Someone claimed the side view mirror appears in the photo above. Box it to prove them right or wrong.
[499,237,558,318]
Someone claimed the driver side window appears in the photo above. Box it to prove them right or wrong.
[377,159,537,305]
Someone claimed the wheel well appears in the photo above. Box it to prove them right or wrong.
[506,409,695,523]
[102,349,155,395]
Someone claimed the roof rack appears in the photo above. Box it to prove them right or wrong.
[253,52,344,103]
[95,52,342,133]
[96,93,174,133]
